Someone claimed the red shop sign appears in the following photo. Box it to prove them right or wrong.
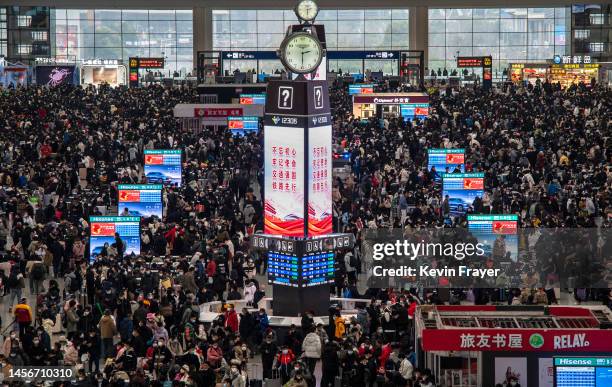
[194,108,243,118]
[421,329,612,352]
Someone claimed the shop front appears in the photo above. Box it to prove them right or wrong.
[415,305,612,387]
[351,92,429,120]
[80,59,127,87]
[509,62,601,87]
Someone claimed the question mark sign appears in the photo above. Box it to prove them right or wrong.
[315,88,321,105]
[281,89,290,106]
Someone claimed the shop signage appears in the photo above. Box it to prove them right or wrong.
[555,55,592,65]
[421,329,612,352]
[353,94,429,105]
[194,107,243,117]
[82,59,118,66]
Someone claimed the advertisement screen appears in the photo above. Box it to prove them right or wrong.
[301,252,335,286]
[89,216,140,261]
[308,124,332,236]
[239,94,266,105]
[227,116,259,137]
[468,215,519,261]
[554,357,612,387]
[144,150,182,187]
[348,84,375,95]
[36,65,77,86]
[1,67,28,87]
[401,103,430,121]
[442,173,484,214]
[428,149,465,181]
[264,125,305,237]
[118,184,163,219]
[267,252,299,287]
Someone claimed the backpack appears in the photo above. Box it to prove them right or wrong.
[31,264,45,280]
[348,253,358,268]
[7,272,18,288]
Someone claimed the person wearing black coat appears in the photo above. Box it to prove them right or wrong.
[259,335,278,379]
[320,341,340,387]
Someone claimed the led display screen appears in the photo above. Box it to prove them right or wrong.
[301,252,335,286]
[555,357,612,387]
[400,103,430,121]
[308,124,332,236]
[428,149,465,181]
[144,150,182,187]
[36,65,77,87]
[89,216,140,261]
[264,125,305,237]
[348,84,375,95]
[239,94,266,105]
[442,173,484,214]
[227,116,259,136]
[468,214,518,261]
[118,184,163,219]
[267,252,299,287]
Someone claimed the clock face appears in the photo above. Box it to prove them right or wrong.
[281,33,323,74]
[296,0,318,22]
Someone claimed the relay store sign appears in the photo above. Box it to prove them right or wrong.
[421,329,612,352]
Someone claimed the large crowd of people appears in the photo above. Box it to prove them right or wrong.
[0,75,609,386]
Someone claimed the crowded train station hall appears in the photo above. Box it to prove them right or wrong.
[0,0,610,386]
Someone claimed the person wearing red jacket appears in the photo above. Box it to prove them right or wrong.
[273,346,295,384]
[224,304,239,333]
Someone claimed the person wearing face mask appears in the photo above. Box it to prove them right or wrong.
[272,345,295,384]
[284,371,308,387]
[26,335,47,366]
[83,327,101,373]
[206,341,223,369]
[151,338,173,378]
[2,332,18,358]
[259,334,278,379]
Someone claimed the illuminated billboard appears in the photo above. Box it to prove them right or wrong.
[89,216,140,261]
[428,149,465,181]
[239,94,266,105]
[144,150,182,187]
[442,173,484,214]
[400,103,430,121]
[118,184,163,219]
[554,357,612,387]
[264,125,305,237]
[308,124,333,236]
[227,116,259,137]
[267,252,299,287]
[468,214,518,261]
[301,252,335,286]
[348,84,375,95]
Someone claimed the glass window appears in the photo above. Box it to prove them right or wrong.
[446,9,472,19]
[337,10,364,20]
[365,10,391,19]
[317,10,337,20]
[94,9,121,20]
[528,8,555,19]
[95,20,121,33]
[95,47,122,59]
[212,10,230,21]
[446,19,472,33]
[429,9,445,20]
[122,20,147,34]
[176,20,192,34]
[337,34,363,48]
[429,19,445,33]
[500,19,527,33]
[338,20,364,34]
[429,33,445,46]
[176,10,192,21]
[122,10,148,20]
[500,32,527,46]
[232,33,257,48]
[472,33,499,47]
[149,20,176,34]
[392,9,409,19]
[364,33,391,48]
[391,19,409,34]
[446,33,471,46]
[258,33,284,48]
[67,9,93,20]
[500,9,528,18]
[528,31,554,45]
[528,18,554,31]
[428,46,445,60]
[94,33,121,47]
[319,20,337,34]
[257,10,284,20]
[391,33,409,49]
[213,20,230,34]
[149,10,175,20]
[230,10,256,20]
[472,9,499,19]
[528,45,553,59]
[365,19,391,34]
[257,20,284,34]
[473,19,499,33]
